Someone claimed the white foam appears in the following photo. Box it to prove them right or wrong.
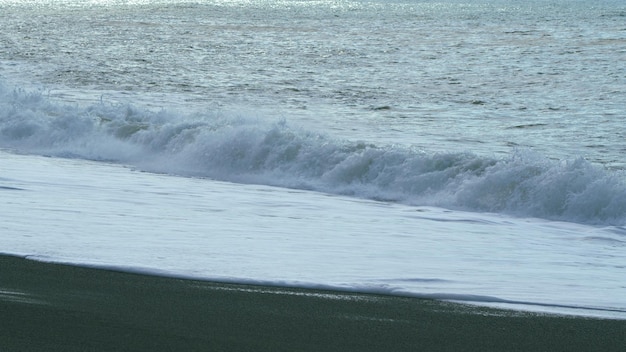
[1,83,625,225]
[2,151,625,319]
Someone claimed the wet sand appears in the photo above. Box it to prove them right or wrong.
[1,254,624,351]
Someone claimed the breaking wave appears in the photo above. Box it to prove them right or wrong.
[2,84,625,225]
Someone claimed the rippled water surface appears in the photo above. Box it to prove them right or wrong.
[1,0,625,165]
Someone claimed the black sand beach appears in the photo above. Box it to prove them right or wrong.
[1,254,624,351]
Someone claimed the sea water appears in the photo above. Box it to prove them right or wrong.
[1,0,625,318]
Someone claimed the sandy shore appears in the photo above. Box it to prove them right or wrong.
[1,254,624,351]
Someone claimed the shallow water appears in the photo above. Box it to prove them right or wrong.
[2,152,625,318]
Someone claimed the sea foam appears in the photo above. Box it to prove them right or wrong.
[2,83,625,225]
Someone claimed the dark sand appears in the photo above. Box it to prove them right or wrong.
[1,254,624,351]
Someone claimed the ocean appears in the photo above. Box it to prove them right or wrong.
[1,0,625,318]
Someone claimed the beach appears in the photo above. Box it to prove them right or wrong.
[2,254,624,352]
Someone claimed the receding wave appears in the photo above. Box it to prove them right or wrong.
[2,84,625,225]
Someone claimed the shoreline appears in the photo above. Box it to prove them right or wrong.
[2,254,625,351]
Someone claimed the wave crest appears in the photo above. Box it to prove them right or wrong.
[2,84,625,225]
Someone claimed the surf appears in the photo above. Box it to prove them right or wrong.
[2,83,625,225]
